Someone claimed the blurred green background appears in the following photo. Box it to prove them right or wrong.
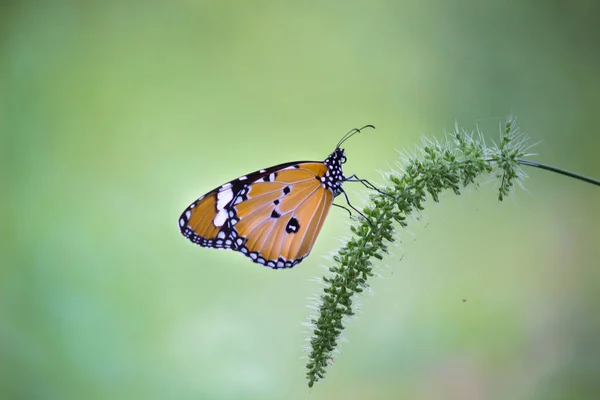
[2,1,600,399]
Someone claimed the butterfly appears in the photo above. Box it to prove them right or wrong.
[178,125,377,269]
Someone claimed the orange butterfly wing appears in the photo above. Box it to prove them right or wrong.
[179,161,336,269]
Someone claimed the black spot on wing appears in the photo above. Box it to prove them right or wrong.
[285,217,300,234]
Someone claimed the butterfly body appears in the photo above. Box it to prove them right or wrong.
[178,148,347,269]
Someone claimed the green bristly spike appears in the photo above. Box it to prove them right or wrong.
[304,117,600,388]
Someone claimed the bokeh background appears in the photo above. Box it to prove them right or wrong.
[2,1,600,399]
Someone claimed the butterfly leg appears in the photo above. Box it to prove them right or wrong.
[334,201,375,227]
[332,202,353,217]
[339,189,374,227]
[344,174,393,198]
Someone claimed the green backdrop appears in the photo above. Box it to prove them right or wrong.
[2,1,600,399]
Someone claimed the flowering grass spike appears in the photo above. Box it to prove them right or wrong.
[304,117,599,387]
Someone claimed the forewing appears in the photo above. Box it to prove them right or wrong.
[178,161,303,248]
[179,161,335,269]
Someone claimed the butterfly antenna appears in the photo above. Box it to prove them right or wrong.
[336,125,376,148]
[517,158,600,186]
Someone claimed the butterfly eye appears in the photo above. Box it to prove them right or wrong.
[341,156,347,164]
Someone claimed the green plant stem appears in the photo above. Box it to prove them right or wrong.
[517,159,600,186]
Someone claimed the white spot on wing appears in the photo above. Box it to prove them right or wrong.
[213,209,228,227]
[221,182,232,190]
[239,175,247,181]
[178,218,185,227]
[185,210,191,219]
[217,188,233,210]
